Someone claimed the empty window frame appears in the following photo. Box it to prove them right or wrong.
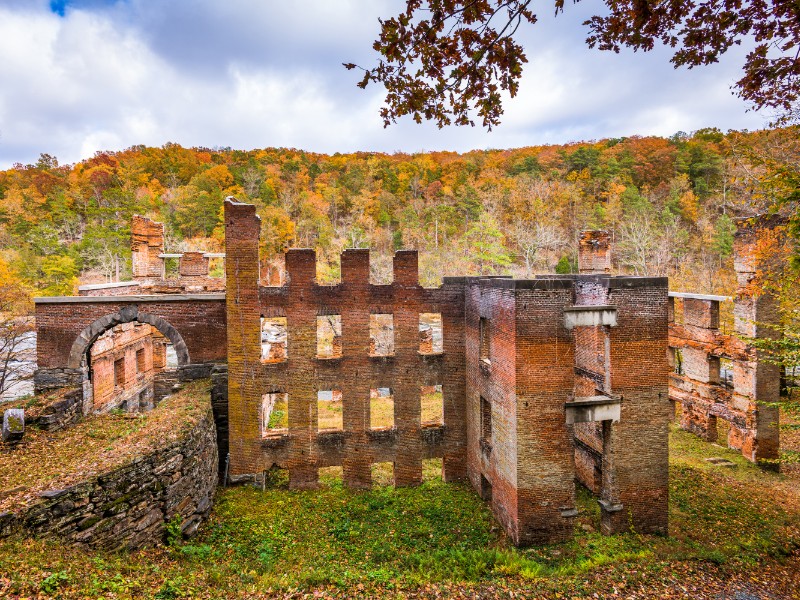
[261,392,288,435]
[720,357,734,389]
[208,256,225,278]
[419,313,443,354]
[318,389,343,431]
[136,348,146,373]
[114,358,125,387]
[370,314,394,356]
[163,256,180,279]
[480,396,492,444]
[261,317,288,362]
[317,315,342,359]
[421,384,444,426]
[370,387,394,429]
[479,317,490,363]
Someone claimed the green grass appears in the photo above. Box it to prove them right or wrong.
[0,425,798,598]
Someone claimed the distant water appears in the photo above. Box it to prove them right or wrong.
[0,330,36,402]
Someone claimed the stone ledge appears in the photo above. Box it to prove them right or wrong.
[34,294,226,304]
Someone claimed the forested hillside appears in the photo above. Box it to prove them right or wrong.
[0,127,796,301]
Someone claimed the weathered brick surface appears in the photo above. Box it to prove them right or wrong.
[465,275,670,543]
[131,215,165,279]
[225,197,467,488]
[88,321,163,413]
[35,297,226,370]
[668,216,783,464]
[578,231,611,274]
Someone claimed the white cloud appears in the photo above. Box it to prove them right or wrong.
[0,0,771,169]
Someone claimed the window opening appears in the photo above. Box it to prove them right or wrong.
[136,348,146,373]
[316,315,342,359]
[261,317,288,362]
[317,389,343,431]
[419,313,443,354]
[371,462,395,486]
[261,392,288,435]
[479,317,490,364]
[370,314,394,356]
[370,387,394,429]
[421,384,444,426]
[114,358,125,387]
[481,396,492,445]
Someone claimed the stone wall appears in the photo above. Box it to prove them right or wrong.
[0,405,217,550]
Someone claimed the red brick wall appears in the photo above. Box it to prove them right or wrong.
[225,199,467,487]
[180,252,210,277]
[131,215,165,279]
[35,297,227,368]
[89,322,161,412]
[606,279,670,535]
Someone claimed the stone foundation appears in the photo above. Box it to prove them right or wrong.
[0,406,217,550]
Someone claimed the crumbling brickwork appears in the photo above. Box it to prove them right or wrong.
[578,230,612,274]
[93,214,225,296]
[35,203,676,548]
[88,321,167,413]
[465,274,670,544]
[224,199,467,488]
[131,215,165,279]
[668,217,783,464]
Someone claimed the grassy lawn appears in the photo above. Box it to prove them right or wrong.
[1,421,799,598]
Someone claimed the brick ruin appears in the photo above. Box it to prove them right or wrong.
[224,199,670,544]
[668,218,783,464]
[27,198,784,547]
[88,321,168,413]
[78,215,225,297]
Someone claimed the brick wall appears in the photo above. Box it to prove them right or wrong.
[88,321,162,413]
[465,275,670,544]
[131,215,165,279]
[668,216,783,465]
[35,296,227,370]
[224,198,467,488]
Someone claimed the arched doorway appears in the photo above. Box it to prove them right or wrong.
[67,305,190,413]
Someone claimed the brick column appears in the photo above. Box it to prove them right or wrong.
[224,198,262,478]
[393,251,423,486]
[340,249,372,488]
[285,249,319,488]
[732,219,781,465]
[605,279,670,535]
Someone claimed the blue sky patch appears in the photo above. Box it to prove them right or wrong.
[49,0,68,16]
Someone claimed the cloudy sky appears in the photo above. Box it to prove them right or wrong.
[0,0,768,169]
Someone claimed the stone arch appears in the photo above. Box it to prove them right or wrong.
[67,304,190,369]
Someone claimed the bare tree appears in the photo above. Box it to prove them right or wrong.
[0,279,34,401]
[511,221,567,277]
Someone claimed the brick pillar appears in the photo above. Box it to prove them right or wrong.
[131,215,165,279]
[285,248,319,488]
[224,198,262,478]
[514,281,577,545]
[340,249,372,489]
[733,218,781,464]
[605,279,670,535]
[441,277,468,482]
[578,230,611,274]
[393,251,423,486]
